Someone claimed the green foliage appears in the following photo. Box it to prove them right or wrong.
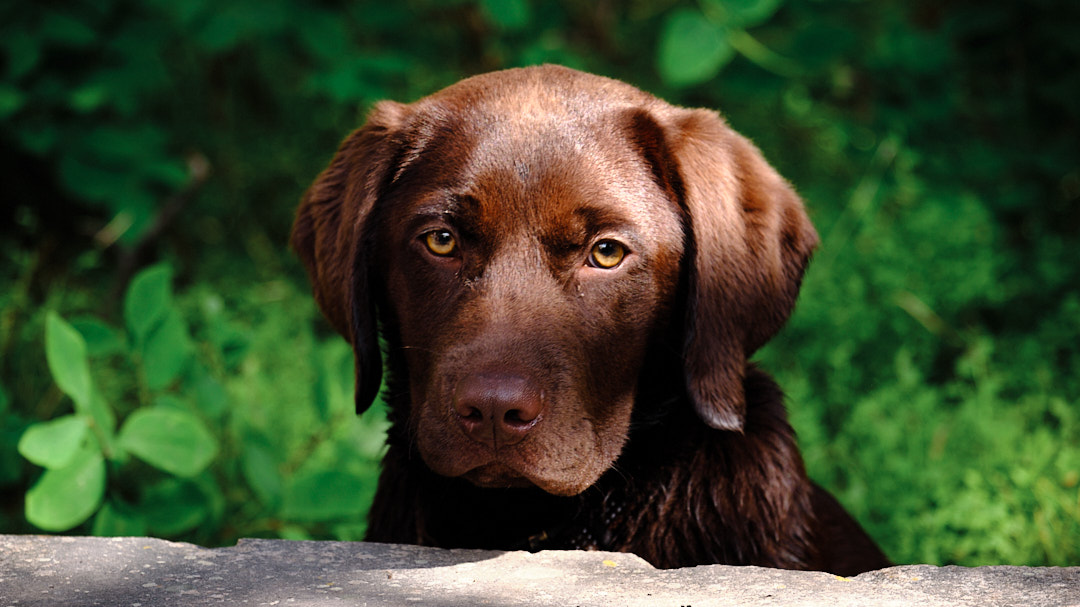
[118,406,218,478]
[124,265,174,349]
[17,414,88,470]
[7,265,388,541]
[1,0,1077,566]
[44,313,94,412]
[25,446,105,532]
[482,0,533,31]
[282,469,374,523]
[657,0,800,86]
[658,9,736,87]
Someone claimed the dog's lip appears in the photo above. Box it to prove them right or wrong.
[458,460,595,496]
[462,462,537,489]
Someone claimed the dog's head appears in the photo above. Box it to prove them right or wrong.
[292,66,817,496]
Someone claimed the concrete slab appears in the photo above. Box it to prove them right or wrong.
[0,535,1076,606]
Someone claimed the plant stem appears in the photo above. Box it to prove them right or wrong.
[728,29,803,78]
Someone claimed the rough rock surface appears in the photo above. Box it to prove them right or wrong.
[0,535,1076,606]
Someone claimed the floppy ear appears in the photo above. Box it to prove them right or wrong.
[291,101,407,414]
[663,108,819,432]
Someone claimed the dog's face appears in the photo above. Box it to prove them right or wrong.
[293,66,818,496]
[375,90,687,495]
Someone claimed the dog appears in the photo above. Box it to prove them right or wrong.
[291,65,889,575]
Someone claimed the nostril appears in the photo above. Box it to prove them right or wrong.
[503,408,532,426]
[453,372,544,446]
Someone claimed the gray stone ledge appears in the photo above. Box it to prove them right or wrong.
[0,535,1076,606]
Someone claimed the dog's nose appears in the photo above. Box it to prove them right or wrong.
[453,373,543,447]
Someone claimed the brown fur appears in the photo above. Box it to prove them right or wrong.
[292,65,889,574]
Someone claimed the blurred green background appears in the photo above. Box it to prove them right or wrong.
[1,0,1077,566]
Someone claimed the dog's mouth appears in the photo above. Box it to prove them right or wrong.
[455,458,600,496]
[461,462,537,489]
[413,386,629,497]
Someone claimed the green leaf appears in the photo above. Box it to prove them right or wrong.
[141,308,193,390]
[92,501,148,537]
[313,340,356,421]
[192,366,228,419]
[153,0,209,27]
[0,84,25,120]
[40,11,98,48]
[25,447,106,531]
[241,442,283,507]
[124,264,173,347]
[18,415,89,470]
[193,472,226,529]
[140,478,209,536]
[282,470,368,522]
[657,9,735,87]
[331,521,369,542]
[2,30,41,79]
[194,5,250,52]
[77,124,169,167]
[155,394,188,411]
[201,295,250,370]
[69,84,109,113]
[118,407,218,477]
[45,312,93,410]
[70,316,125,357]
[481,0,531,31]
[56,153,138,209]
[297,9,351,61]
[278,525,314,541]
[706,0,785,29]
[81,390,118,459]
[140,159,190,189]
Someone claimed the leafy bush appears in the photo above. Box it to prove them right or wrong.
[1,0,1077,565]
[10,265,387,542]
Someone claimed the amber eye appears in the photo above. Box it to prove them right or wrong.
[589,240,626,269]
[424,230,457,256]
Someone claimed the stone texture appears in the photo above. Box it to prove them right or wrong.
[0,535,1076,606]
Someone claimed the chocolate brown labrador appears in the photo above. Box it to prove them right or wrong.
[292,65,889,575]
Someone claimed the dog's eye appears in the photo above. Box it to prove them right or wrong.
[588,240,626,269]
[424,230,457,256]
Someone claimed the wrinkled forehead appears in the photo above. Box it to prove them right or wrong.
[386,94,681,245]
